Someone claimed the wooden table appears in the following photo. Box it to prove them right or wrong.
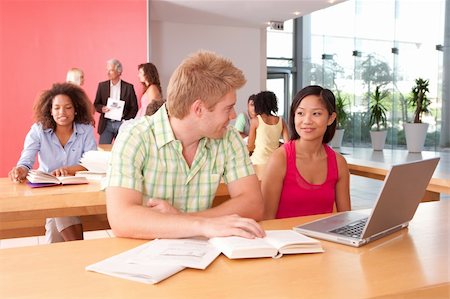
[0,179,108,238]
[0,178,231,239]
[341,147,450,201]
[0,201,448,299]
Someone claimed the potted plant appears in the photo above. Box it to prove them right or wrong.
[403,78,431,152]
[329,91,348,148]
[368,85,389,150]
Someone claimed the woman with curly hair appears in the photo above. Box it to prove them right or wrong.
[136,62,163,117]
[8,82,97,243]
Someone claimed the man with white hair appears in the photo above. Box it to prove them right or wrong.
[94,58,138,144]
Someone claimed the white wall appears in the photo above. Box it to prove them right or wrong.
[150,20,266,116]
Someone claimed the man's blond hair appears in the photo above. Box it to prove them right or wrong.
[167,51,246,119]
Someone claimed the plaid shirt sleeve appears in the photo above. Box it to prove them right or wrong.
[222,126,255,184]
[105,121,150,193]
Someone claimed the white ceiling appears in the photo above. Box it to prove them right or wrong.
[150,0,346,28]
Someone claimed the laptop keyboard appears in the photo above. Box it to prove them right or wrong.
[330,218,368,238]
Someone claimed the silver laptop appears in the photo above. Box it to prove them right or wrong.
[294,157,440,247]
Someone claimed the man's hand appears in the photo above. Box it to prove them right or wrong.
[146,198,180,215]
[199,214,266,239]
[101,106,110,113]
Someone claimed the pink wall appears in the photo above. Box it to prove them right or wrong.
[0,0,147,176]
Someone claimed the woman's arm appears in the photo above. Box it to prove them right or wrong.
[281,118,289,143]
[261,147,287,219]
[10,124,41,181]
[247,117,258,153]
[51,165,88,176]
[335,153,351,212]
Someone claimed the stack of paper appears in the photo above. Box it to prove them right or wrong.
[79,150,111,173]
[86,238,221,284]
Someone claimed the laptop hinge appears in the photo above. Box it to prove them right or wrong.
[365,224,406,243]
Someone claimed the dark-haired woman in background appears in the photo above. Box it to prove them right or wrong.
[262,85,351,219]
[247,91,289,165]
[136,62,163,117]
[8,83,97,242]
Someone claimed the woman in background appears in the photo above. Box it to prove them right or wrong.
[136,62,162,117]
[262,85,351,219]
[247,91,289,165]
[66,67,85,86]
[234,94,256,138]
[8,83,97,242]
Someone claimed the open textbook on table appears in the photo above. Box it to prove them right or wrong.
[86,230,323,284]
[26,170,88,187]
[209,230,323,259]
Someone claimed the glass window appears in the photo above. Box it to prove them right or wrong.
[298,0,446,151]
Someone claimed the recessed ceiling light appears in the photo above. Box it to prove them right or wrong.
[293,11,301,16]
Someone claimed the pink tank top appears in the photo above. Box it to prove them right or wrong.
[276,140,338,219]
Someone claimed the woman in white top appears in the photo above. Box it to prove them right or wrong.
[247,91,289,165]
[136,62,163,117]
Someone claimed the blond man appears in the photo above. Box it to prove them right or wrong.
[105,51,264,240]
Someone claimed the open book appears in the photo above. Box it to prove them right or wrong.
[86,231,323,284]
[26,170,88,188]
[209,230,324,259]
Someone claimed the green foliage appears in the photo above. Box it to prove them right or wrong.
[368,85,389,131]
[408,78,431,123]
[361,54,392,86]
[335,91,349,130]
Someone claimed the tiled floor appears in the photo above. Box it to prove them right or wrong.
[0,175,387,249]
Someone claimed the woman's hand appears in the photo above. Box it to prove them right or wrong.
[51,167,70,177]
[8,166,28,182]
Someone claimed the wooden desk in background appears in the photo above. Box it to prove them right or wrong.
[0,201,448,299]
[0,179,108,239]
[341,147,450,201]
[0,178,231,239]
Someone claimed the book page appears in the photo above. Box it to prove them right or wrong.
[86,242,184,284]
[57,176,88,185]
[128,238,221,270]
[104,97,124,121]
[26,170,59,184]
[26,170,88,187]
[264,230,323,254]
[209,236,277,259]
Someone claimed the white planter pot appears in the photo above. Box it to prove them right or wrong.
[370,130,387,151]
[404,123,429,153]
[329,129,344,148]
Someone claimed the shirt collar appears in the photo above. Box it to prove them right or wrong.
[153,104,211,150]
[153,104,176,149]
[110,79,121,87]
